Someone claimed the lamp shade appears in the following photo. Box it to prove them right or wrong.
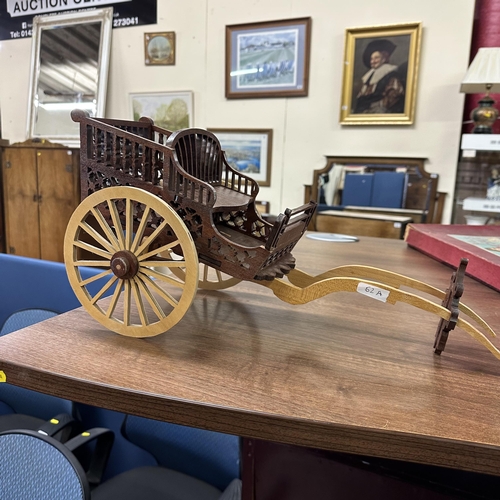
[460,47,500,93]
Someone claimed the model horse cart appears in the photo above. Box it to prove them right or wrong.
[65,110,499,361]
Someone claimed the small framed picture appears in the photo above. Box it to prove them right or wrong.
[225,17,311,99]
[340,22,422,125]
[144,32,175,65]
[209,128,273,187]
[130,91,193,130]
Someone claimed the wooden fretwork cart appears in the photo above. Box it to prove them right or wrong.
[64,111,499,361]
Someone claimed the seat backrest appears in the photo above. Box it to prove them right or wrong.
[0,430,89,500]
[123,415,240,491]
[167,128,224,185]
[0,309,57,337]
[0,253,103,331]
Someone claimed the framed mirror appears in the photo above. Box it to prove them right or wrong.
[27,7,113,146]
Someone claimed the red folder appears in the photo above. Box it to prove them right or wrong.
[404,224,500,292]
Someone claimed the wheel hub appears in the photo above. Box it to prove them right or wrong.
[110,250,139,279]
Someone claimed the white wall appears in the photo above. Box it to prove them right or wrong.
[0,0,474,222]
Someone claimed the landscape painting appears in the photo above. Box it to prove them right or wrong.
[210,129,273,187]
[130,91,193,130]
[226,18,311,99]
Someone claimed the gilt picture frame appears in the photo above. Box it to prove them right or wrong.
[130,91,193,131]
[340,22,422,125]
[209,128,273,187]
[225,17,311,99]
[144,32,175,66]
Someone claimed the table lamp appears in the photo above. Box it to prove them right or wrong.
[460,47,500,134]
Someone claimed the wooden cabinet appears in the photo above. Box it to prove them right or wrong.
[0,139,10,253]
[1,139,80,262]
[242,439,499,500]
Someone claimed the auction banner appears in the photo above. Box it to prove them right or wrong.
[0,0,157,40]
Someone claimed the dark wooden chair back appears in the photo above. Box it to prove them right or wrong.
[166,129,224,185]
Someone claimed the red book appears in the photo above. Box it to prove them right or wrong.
[404,224,500,292]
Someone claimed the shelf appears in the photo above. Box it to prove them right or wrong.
[463,197,500,213]
[461,134,500,152]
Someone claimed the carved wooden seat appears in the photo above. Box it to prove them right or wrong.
[165,129,258,211]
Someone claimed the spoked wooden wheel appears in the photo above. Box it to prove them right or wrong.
[168,260,241,290]
[64,186,198,337]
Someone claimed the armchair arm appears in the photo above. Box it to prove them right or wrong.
[221,155,259,198]
[37,412,79,443]
[166,157,218,207]
[65,427,114,488]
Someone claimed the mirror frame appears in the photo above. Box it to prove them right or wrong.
[26,7,113,146]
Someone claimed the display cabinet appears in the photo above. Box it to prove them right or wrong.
[453,147,500,225]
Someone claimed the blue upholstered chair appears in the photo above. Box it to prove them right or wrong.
[0,430,91,500]
[74,405,242,493]
[122,415,240,491]
[0,253,95,332]
[0,254,241,494]
[0,253,109,430]
[0,424,114,500]
[0,424,241,500]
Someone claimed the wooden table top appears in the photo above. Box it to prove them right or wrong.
[1,235,499,475]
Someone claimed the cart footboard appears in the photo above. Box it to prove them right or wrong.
[265,201,317,252]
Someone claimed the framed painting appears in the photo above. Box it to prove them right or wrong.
[225,17,311,99]
[340,22,422,125]
[144,32,175,65]
[209,128,273,187]
[129,91,193,130]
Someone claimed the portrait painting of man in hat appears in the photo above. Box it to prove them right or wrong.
[351,34,411,115]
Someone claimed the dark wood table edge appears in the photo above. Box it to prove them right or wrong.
[2,361,499,476]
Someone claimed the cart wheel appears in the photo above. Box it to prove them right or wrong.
[64,186,198,337]
[168,261,241,290]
